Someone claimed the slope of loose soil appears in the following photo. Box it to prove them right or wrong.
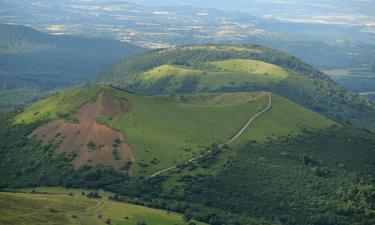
[30,92,134,170]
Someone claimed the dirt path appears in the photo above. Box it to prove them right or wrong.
[73,197,109,225]
[221,92,272,146]
[147,92,272,179]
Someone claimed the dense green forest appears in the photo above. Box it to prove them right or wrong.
[177,128,375,225]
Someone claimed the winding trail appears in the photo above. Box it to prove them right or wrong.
[147,92,272,179]
[75,199,104,225]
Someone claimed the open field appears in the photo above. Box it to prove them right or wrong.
[0,187,206,225]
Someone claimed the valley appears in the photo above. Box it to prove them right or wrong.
[323,67,375,95]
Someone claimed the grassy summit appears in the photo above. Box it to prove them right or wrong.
[120,59,290,93]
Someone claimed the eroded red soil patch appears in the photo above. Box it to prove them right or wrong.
[30,93,135,172]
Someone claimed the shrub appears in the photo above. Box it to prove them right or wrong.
[136,220,147,225]
[87,140,97,150]
[86,191,101,199]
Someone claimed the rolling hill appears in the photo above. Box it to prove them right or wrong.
[1,84,352,225]
[0,187,206,225]
[93,45,375,130]
[0,24,144,109]
[13,85,335,178]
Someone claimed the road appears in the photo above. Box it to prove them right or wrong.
[146,92,272,179]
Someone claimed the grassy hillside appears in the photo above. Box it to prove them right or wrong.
[93,45,375,130]
[13,86,335,178]
[0,24,144,109]
[234,94,336,144]
[14,86,270,177]
[0,188,206,225]
[102,89,268,177]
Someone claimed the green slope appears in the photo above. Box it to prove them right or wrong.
[0,188,206,225]
[13,86,335,178]
[234,94,336,145]
[101,89,269,177]
[93,44,375,130]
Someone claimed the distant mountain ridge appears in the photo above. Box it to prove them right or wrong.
[0,24,145,109]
